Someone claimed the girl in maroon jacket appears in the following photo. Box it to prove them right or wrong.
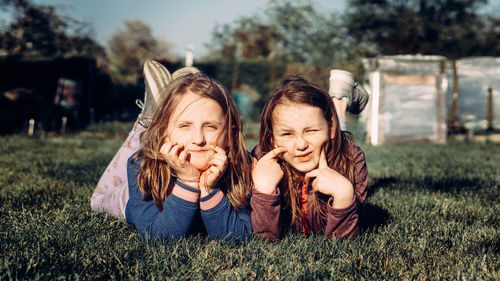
[250,76,368,241]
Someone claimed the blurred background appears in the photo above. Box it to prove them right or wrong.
[0,0,499,143]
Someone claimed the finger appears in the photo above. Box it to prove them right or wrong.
[202,166,221,184]
[212,150,227,162]
[160,142,173,156]
[169,144,183,157]
[309,178,318,191]
[216,158,228,173]
[206,145,216,158]
[262,146,287,160]
[210,157,225,168]
[305,169,320,182]
[161,143,178,164]
[212,145,226,155]
[208,165,221,175]
[252,157,258,169]
[319,149,328,169]
[210,155,227,172]
[212,147,227,163]
[169,144,179,158]
[178,150,188,165]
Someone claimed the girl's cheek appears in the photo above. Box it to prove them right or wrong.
[217,138,228,148]
[170,130,189,146]
[275,138,294,149]
[212,130,229,147]
[282,151,294,163]
[309,134,329,149]
[207,133,219,145]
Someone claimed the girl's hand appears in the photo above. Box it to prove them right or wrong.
[252,147,287,195]
[160,142,200,186]
[199,146,228,196]
[305,149,354,209]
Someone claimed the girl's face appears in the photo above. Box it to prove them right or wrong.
[272,102,333,173]
[167,91,227,170]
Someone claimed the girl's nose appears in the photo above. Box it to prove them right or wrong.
[295,134,308,151]
[192,128,206,146]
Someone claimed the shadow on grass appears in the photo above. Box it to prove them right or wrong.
[360,178,395,232]
[367,176,498,204]
[362,203,391,232]
[367,176,398,198]
[468,235,500,255]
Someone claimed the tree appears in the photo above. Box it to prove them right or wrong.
[107,20,174,85]
[0,0,105,59]
[344,0,497,58]
[207,0,362,69]
[269,0,367,68]
[471,13,500,56]
[208,16,279,60]
[234,16,279,59]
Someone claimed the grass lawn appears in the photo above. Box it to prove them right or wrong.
[0,122,498,280]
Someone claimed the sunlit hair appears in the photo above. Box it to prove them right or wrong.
[258,76,357,226]
[133,73,251,211]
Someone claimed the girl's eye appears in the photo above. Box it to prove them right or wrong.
[306,129,318,133]
[179,124,189,128]
[206,124,218,130]
[280,132,292,137]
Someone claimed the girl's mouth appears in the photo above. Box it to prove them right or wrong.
[188,150,209,154]
[296,152,312,162]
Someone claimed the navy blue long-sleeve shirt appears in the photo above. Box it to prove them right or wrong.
[125,154,252,241]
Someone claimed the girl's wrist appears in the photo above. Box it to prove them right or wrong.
[253,184,277,195]
[332,194,355,209]
[199,185,213,197]
[178,178,200,188]
[199,178,216,195]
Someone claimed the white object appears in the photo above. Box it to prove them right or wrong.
[185,44,194,67]
[329,70,354,100]
[370,71,381,146]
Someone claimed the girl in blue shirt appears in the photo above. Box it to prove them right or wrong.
[91,61,252,241]
[125,72,253,241]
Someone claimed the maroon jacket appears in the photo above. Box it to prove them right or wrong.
[250,144,368,241]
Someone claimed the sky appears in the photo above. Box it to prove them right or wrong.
[3,0,499,59]
[17,0,347,58]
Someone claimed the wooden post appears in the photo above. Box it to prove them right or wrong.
[231,61,239,94]
[448,59,459,133]
[28,119,35,136]
[370,71,381,145]
[61,117,67,134]
[231,43,242,94]
[487,85,493,131]
[436,60,447,143]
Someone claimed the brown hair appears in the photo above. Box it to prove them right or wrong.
[133,73,251,210]
[258,76,357,225]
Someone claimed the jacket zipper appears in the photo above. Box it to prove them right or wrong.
[301,180,308,235]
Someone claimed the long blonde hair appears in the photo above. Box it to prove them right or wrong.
[133,73,251,211]
[258,76,356,226]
